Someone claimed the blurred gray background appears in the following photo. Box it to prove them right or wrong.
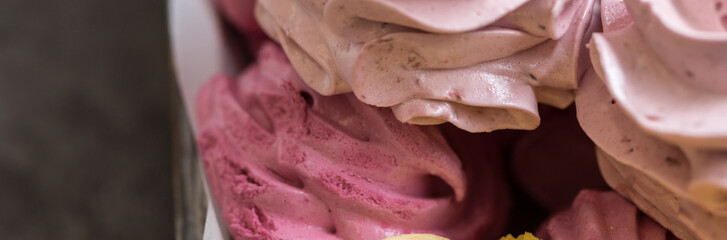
[0,0,175,239]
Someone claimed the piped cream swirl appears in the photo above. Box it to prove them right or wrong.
[578,0,727,239]
[255,0,598,132]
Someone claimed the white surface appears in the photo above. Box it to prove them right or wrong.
[203,203,226,240]
[170,0,238,130]
[169,0,236,239]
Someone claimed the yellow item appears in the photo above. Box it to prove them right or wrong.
[383,234,450,240]
[499,232,539,240]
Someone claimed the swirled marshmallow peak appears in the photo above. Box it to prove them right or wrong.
[588,0,727,219]
[590,0,727,148]
[254,0,599,132]
[583,0,727,233]
[195,43,509,240]
[577,68,726,240]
